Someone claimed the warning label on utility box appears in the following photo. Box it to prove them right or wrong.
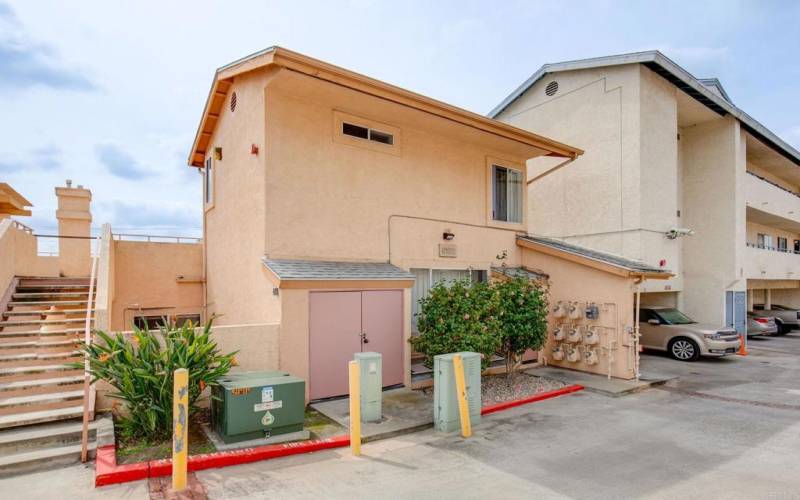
[254,401,283,412]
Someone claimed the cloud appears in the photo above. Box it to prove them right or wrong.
[95,143,154,179]
[105,200,200,234]
[781,126,800,150]
[0,2,95,91]
[30,145,62,170]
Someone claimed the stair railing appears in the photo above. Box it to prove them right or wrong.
[80,237,100,463]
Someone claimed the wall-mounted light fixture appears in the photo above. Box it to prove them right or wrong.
[665,227,694,239]
[442,229,455,241]
[251,144,259,155]
[214,147,223,161]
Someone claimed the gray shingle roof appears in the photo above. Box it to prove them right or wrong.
[262,258,415,281]
[517,235,670,275]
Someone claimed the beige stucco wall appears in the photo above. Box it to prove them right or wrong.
[495,65,685,296]
[520,248,638,379]
[0,220,59,298]
[680,117,747,324]
[109,240,203,330]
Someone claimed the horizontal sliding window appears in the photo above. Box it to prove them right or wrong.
[342,122,394,146]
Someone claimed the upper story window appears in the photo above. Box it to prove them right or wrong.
[333,110,401,156]
[492,164,523,223]
[342,122,394,146]
[204,156,214,206]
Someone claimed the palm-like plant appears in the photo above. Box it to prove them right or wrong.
[73,319,236,440]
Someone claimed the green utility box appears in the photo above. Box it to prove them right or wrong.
[433,352,481,433]
[211,371,305,444]
[355,352,382,423]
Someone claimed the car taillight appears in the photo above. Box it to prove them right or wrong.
[754,318,768,324]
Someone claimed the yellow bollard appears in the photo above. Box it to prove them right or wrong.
[452,354,472,438]
[172,368,189,491]
[348,360,361,456]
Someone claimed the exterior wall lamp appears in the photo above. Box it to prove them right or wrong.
[442,230,455,241]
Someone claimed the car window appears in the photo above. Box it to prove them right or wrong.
[638,309,655,322]
[655,308,696,325]
[753,305,764,310]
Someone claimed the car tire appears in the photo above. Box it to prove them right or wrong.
[668,337,701,362]
[775,321,789,336]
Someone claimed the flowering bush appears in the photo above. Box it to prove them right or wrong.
[410,276,548,374]
[73,318,236,440]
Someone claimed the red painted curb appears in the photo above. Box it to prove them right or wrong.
[96,435,350,487]
[480,384,584,416]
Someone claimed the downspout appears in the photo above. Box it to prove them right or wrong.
[633,276,644,382]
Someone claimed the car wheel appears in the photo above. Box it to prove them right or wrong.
[775,321,788,336]
[668,338,701,362]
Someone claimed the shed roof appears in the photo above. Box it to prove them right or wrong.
[516,235,671,279]
[188,46,583,167]
[491,266,549,281]
[0,183,33,217]
[262,258,415,281]
[489,50,800,168]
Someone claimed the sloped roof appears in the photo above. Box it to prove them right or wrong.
[489,50,800,168]
[262,258,414,281]
[491,266,549,281]
[188,46,583,167]
[0,183,33,217]
[517,235,671,279]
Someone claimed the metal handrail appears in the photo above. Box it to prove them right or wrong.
[746,242,799,254]
[80,238,100,463]
[9,220,34,234]
[112,233,202,244]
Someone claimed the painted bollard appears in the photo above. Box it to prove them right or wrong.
[348,360,361,456]
[173,368,189,491]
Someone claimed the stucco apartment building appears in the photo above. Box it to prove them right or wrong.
[490,51,800,333]
[187,47,672,399]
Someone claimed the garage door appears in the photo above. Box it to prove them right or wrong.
[309,290,403,400]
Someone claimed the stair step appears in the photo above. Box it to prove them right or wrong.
[0,364,78,378]
[0,328,84,338]
[0,375,84,393]
[3,309,90,317]
[0,339,77,349]
[0,405,84,429]
[0,351,80,363]
[0,418,101,455]
[0,390,83,410]
[12,292,89,299]
[0,441,97,476]
[15,285,90,290]
[8,300,91,307]
[0,318,89,328]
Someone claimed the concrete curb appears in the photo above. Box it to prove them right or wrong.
[481,384,584,415]
[96,384,585,487]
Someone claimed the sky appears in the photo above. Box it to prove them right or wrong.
[1,0,799,241]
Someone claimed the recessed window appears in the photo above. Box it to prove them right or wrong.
[204,156,214,205]
[492,165,523,223]
[778,237,788,252]
[342,122,394,146]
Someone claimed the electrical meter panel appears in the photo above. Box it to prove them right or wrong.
[566,346,581,363]
[583,348,599,365]
[567,325,583,344]
[552,301,568,318]
[585,303,600,320]
[584,326,600,345]
[568,302,584,320]
[551,345,565,361]
[553,323,567,341]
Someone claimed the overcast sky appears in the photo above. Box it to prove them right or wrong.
[2,0,799,239]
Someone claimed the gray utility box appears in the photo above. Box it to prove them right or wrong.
[211,371,305,444]
[355,352,382,423]
[433,352,481,433]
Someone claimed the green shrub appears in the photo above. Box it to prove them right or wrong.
[73,319,236,440]
[493,277,549,376]
[410,279,500,370]
[410,276,548,375]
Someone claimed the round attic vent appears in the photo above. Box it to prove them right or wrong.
[545,81,559,96]
[230,91,237,112]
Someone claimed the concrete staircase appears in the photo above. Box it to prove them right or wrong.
[0,276,105,475]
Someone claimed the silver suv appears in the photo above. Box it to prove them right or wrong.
[752,304,800,335]
[639,306,741,361]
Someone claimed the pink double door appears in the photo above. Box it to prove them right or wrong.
[309,290,404,400]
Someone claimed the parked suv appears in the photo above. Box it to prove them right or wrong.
[639,306,740,361]
[752,304,800,335]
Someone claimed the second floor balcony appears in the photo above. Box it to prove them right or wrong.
[745,242,800,280]
[746,171,800,229]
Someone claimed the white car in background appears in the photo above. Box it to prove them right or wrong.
[752,304,800,335]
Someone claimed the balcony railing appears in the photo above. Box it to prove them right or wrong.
[746,242,799,254]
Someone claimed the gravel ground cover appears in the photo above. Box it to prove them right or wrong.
[481,372,566,406]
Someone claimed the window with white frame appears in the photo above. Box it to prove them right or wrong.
[410,268,487,333]
[492,165,522,223]
[204,156,214,205]
[778,237,788,252]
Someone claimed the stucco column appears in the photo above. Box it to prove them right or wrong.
[56,180,92,277]
[765,289,772,309]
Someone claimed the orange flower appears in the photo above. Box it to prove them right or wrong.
[231,356,239,367]
[99,353,110,362]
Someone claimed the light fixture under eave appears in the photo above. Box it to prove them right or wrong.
[442,230,455,241]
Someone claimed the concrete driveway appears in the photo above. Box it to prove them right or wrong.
[3,335,799,499]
